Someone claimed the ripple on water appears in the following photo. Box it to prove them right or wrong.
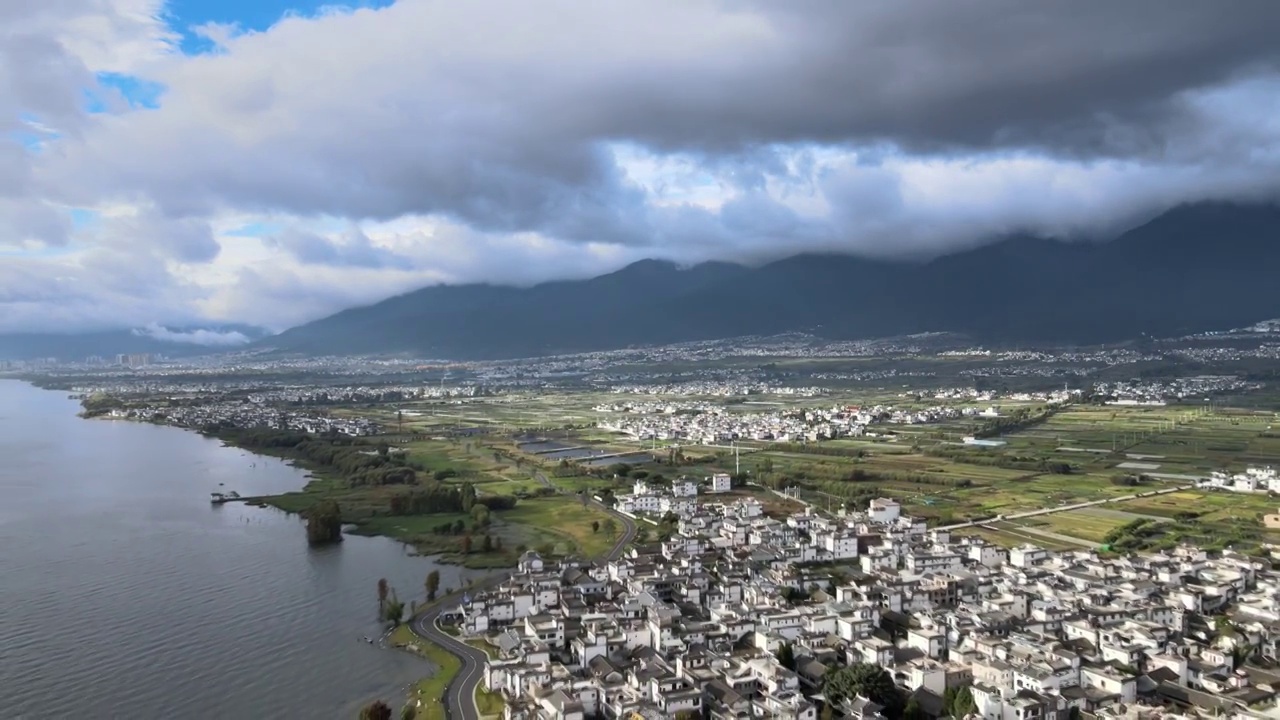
[0,381,484,719]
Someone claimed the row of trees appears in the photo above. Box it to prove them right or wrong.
[971,406,1059,439]
[386,483,479,515]
[220,429,422,487]
[925,446,1074,474]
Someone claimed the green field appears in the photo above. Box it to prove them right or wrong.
[498,497,617,558]
[286,393,1280,556]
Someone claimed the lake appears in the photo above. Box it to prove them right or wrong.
[0,380,477,719]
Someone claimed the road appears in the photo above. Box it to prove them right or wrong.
[410,472,636,720]
[936,484,1194,531]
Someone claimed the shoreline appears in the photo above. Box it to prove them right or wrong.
[103,411,514,568]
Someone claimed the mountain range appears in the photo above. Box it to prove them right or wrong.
[5,203,1277,362]
[260,202,1280,359]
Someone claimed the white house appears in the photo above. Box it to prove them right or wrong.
[709,472,733,493]
[867,498,901,524]
[671,479,699,498]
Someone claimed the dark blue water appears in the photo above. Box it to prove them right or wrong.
[0,380,478,719]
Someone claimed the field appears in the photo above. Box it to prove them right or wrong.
[497,497,617,558]
[320,391,1280,556]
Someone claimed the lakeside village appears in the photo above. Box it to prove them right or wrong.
[441,477,1280,720]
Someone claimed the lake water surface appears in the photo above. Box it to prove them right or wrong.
[0,379,477,719]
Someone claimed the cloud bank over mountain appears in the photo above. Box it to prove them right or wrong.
[4,0,1280,332]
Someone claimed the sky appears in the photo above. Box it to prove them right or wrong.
[3,0,1280,336]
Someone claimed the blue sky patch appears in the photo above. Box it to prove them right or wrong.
[166,0,396,54]
[69,209,99,230]
[91,73,166,112]
[224,221,283,238]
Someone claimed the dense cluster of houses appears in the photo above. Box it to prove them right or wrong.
[445,498,1280,720]
[106,403,380,435]
[596,403,1006,446]
[614,475,735,518]
[1094,377,1259,405]
[1203,467,1280,495]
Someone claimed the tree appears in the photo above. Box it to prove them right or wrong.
[482,534,493,552]
[824,663,904,719]
[591,520,600,534]
[400,705,416,720]
[306,500,344,545]
[776,642,797,671]
[944,686,976,718]
[819,704,834,720]
[602,518,618,538]
[461,535,473,554]
[359,700,393,720]
[903,696,927,720]
[383,597,405,625]
[377,578,389,613]
[425,570,440,602]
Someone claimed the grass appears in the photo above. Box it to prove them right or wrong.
[498,497,617,558]
[467,638,500,659]
[387,624,458,720]
[475,685,505,716]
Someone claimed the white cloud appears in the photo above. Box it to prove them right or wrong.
[132,323,251,346]
[3,0,1280,334]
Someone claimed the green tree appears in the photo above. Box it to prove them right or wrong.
[377,578,389,613]
[482,534,493,552]
[425,570,440,602]
[400,704,416,720]
[903,696,926,720]
[776,642,797,671]
[305,500,344,545]
[824,663,904,719]
[461,535,472,554]
[360,700,393,720]
[591,520,600,533]
[383,589,405,625]
[602,518,617,538]
[945,686,976,718]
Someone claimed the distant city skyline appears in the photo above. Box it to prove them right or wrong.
[4,0,1280,333]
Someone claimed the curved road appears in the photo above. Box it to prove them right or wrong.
[411,479,637,720]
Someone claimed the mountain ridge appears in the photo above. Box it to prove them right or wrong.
[260,202,1280,359]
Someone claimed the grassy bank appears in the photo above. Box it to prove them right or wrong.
[388,624,458,720]
[205,430,620,567]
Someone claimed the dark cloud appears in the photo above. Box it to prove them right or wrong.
[267,228,414,269]
[6,0,1280,333]
[38,1,1280,234]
